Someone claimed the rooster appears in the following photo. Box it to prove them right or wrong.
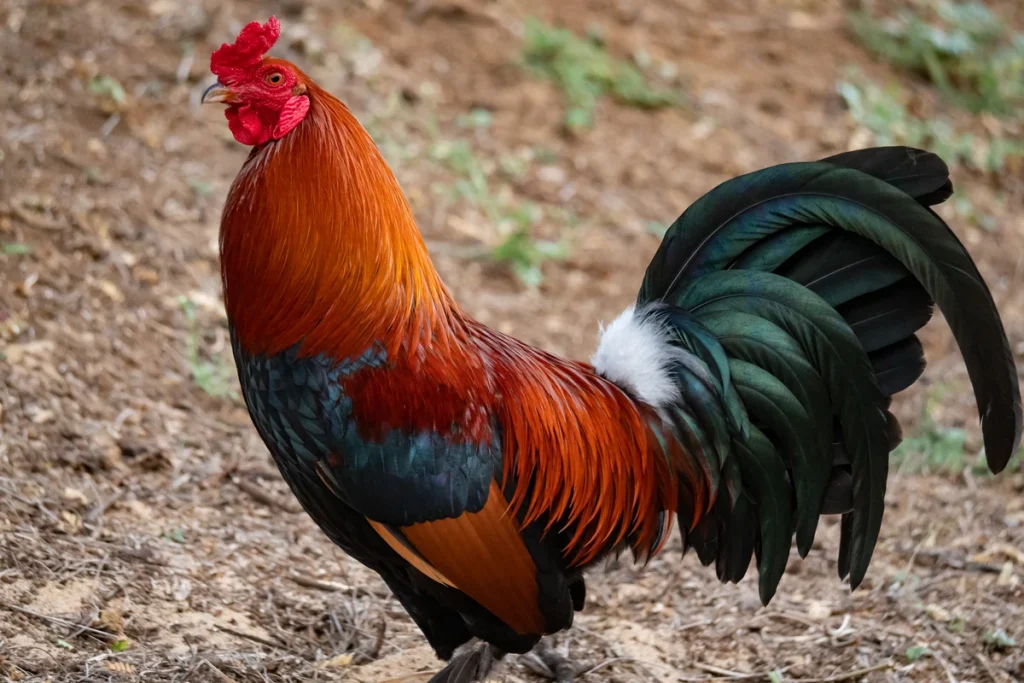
[201,17,1021,683]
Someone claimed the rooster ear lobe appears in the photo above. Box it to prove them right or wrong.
[273,95,311,139]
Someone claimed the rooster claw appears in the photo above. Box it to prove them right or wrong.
[428,641,498,683]
[521,638,575,683]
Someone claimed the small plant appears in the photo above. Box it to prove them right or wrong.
[187,178,214,199]
[982,628,1016,652]
[848,1,1024,116]
[890,386,1024,474]
[490,205,567,288]
[178,297,238,400]
[109,638,131,653]
[456,108,494,130]
[837,71,1024,174]
[891,385,968,473]
[891,421,968,474]
[431,139,570,286]
[2,242,32,255]
[521,18,681,132]
[88,75,127,105]
[164,527,187,544]
[905,645,931,662]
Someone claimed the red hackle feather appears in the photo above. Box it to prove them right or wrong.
[211,16,281,85]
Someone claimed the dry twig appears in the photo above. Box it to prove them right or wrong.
[2,603,116,641]
[796,662,893,682]
[287,574,354,593]
[202,659,240,683]
[215,624,288,651]
[233,476,302,513]
[896,546,1006,574]
[84,489,125,524]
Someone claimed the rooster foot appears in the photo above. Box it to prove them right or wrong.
[429,640,501,683]
[521,637,575,683]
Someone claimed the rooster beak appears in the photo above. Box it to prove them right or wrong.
[201,81,236,104]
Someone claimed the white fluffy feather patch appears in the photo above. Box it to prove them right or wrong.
[591,305,680,408]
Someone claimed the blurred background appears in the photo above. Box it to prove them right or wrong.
[1,0,1022,681]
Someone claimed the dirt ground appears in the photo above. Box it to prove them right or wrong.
[2,0,1023,681]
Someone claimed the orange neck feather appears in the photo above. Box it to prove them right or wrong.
[220,82,455,359]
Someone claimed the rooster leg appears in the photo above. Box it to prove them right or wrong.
[521,637,575,683]
[429,640,503,683]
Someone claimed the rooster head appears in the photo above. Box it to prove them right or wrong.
[202,16,311,146]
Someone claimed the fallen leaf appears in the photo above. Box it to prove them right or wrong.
[60,510,83,533]
[96,280,124,303]
[62,487,89,507]
[105,660,134,675]
[807,601,832,620]
[317,652,355,669]
[996,562,1017,587]
[172,578,193,602]
[3,340,56,364]
[95,605,125,634]
[992,543,1024,565]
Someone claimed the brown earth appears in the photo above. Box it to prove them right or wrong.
[1,0,1023,681]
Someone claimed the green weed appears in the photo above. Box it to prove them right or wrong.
[848,1,1024,116]
[186,178,214,199]
[892,386,1022,474]
[837,71,1024,173]
[363,89,575,286]
[983,629,1016,652]
[521,18,681,132]
[431,139,569,286]
[891,420,969,474]
[2,243,32,256]
[164,527,187,544]
[178,297,238,401]
[905,646,931,663]
[88,75,127,104]
[457,108,494,130]
[490,206,567,288]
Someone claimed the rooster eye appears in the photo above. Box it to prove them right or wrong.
[265,72,284,86]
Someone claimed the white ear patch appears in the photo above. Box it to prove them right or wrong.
[591,305,680,408]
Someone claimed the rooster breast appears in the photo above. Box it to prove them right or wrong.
[230,335,501,527]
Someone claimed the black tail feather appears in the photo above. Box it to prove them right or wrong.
[639,145,1021,602]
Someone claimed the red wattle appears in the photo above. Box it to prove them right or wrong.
[225,104,268,146]
[224,97,310,146]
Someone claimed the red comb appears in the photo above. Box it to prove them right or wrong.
[211,16,281,84]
